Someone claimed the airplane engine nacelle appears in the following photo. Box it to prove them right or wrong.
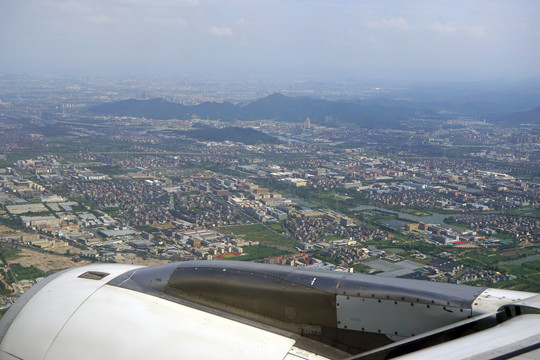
[0,261,538,359]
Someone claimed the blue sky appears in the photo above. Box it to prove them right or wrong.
[1,0,539,81]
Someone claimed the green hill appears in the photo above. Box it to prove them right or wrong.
[87,94,415,129]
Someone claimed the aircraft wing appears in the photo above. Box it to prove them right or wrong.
[0,260,539,359]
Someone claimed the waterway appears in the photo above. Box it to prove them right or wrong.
[275,136,305,144]
[289,197,317,209]
[290,197,460,228]
[352,204,452,225]
[382,247,407,254]
[498,253,540,266]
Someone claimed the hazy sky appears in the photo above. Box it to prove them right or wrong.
[1,0,539,81]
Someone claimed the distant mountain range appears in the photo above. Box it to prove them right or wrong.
[493,105,540,126]
[87,90,540,128]
[87,93,423,129]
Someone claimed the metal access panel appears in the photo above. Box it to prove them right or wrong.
[336,295,470,338]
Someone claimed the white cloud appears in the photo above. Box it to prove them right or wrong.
[88,15,115,25]
[347,28,377,44]
[53,1,92,14]
[234,18,259,27]
[429,22,456,35]
[208,26,233,37]
[155,17,189,30]
[236,18,248,26]
[365,17,409,31]
[180,0,199,7]
[112,0,199,7]
[464,26,487,38]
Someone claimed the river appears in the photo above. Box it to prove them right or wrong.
[498,253,540,266]
[352,204,452,225]
[289,197,318,209]
[290,197,460,228]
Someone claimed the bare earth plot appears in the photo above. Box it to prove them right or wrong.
[7,248,170,274]
[7,248,92,273]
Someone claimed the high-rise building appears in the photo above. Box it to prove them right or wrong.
[304,117,311,130]
[169,193,175,210]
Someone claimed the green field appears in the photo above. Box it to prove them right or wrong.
[400,208,432,217]
[218,224,296,249]
[505,208,540,218]
[483,261,540,293]
[0,244,21,261]
[9,263,47,281]
[269,223,285,233]
[352,263,371,273]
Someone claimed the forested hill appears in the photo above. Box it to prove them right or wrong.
[492,105,540,126]
[87,93,419,129]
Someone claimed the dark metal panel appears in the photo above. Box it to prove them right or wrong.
[289,266,484,308]
[167,265,337,327]
[107,261,485,328]
[170,260,296,279]
[286,269,347,293]
[128,262,179,292]
[334,273,485,308]
[336,296,470,337]
[104,260,490,357]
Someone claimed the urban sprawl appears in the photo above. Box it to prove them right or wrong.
[0,77,539,313]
